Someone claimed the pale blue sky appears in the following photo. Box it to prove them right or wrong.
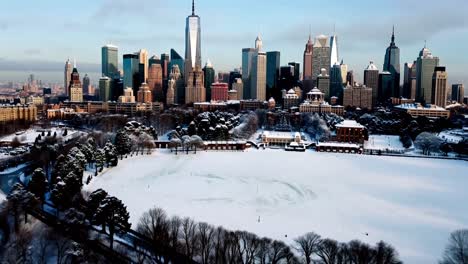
[0,0,467,86]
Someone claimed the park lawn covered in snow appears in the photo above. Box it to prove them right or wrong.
[364,135,409,152]
[85,150,468,264]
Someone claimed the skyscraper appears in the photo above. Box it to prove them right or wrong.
[161,53,170,80]
[288,62,301,81]
[169,49,185,78]
[346,71,355,86]
[317,68,330,100]
[185,66,205,104]
[330,34,339,67]
[64,58,72,96]
[303,35,314,94]
[99,76,111,102]
[185,0,202,85]
[137,49,149,82]
[102,44,119,79]
[266,51,280,98]
[383,26,401,98]
[232,78,243,100]
[242,48,256,99]
[340,60,348,85]
[251,36,267,101]
[137,83,153,104]
[364,61,379,107]
[123,54,140,95]
[451,84,465,104]
[203,60,215,101]
[168,65,184,104]
[416,45,439,104]
[312,35,331,85]
[82,74,90,95]
[147,63,163,102]
[69,61,83,102]
[330,63,343,102]
[378,71,393,103]
[432,66,447,107]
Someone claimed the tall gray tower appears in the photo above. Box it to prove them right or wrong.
[185,0,202,85]
[64,58,72,96]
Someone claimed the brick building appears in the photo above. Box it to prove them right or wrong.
[335,120,367,144]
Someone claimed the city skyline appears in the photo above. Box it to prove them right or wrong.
[0,0,467,88]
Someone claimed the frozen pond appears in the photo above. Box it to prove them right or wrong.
[85,150,468,263]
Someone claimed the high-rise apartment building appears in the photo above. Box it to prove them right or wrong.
[343,84,373,110]
[102,44,119,79]
[340,60,348,85]
[232,78,243,100]
[211,82,229,101]
[161,53,170,80]
[168,65,184,104]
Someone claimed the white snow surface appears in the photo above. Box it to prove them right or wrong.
[0,127,83,144]
[85,150,468,264]
[364,135,408,151]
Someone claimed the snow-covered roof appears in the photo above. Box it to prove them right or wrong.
[365,61,378,71]
[316,142,361,148]
[336,120,365,129]
[395,104,448,111]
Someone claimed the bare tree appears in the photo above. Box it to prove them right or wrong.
[181,217,198,260]
[168,215,182,250]
[415,132,442,155]
[316,238,339,264]
[347,240,376,264]
[2,227,32,264]
[374,241,402,264]
[269,240,290,264]
[198,222,215,264]
[294,232,321,264]
[440,229,468,264]
[238,231,261,264]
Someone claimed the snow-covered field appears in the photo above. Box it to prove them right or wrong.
[364,135,408,152]
[0,127,83,144]
[85,150,468,263]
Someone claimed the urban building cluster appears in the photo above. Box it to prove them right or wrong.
[0,0,466,124]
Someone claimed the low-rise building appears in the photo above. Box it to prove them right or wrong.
[240,100,266,111]
[59,101,161,116]
[335,120,367,144]
[299,88,344,116]
[394,103,450,118]
[261,131,303,146]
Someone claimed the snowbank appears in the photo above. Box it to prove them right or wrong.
[85,150,468,264]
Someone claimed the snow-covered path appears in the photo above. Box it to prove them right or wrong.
[85,150,468,263]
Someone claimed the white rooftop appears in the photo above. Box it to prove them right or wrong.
[336,120,365,129]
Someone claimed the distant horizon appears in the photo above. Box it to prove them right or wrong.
[0,0,467,87]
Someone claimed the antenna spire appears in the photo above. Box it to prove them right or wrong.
[391,25,395,44]
[192,0,195,15]
[73,58,76,68]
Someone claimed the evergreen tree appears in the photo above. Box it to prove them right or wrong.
[28,168,48,206]
[103,141,118,167]
[93,196,131,250]
[114,130,132,158]
[94,149,105,174]
[86,189,108,220]
[7,183,38,232]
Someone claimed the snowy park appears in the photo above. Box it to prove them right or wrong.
[85,150,468,263]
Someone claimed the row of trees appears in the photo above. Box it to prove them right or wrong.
[135,207,403,264]
[168,134,205,155]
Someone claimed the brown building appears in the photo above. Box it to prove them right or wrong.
[137,83,153,104]
[299,88,344,116]
[364,61,379,107]
[59,101,161,116]
[147,64,163,102]
[240,100,266,111]
[336,120,367,144]
[343,84,373,110]
[185,66,206,104]
[0,104,37,122]
[432,66,447,108]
